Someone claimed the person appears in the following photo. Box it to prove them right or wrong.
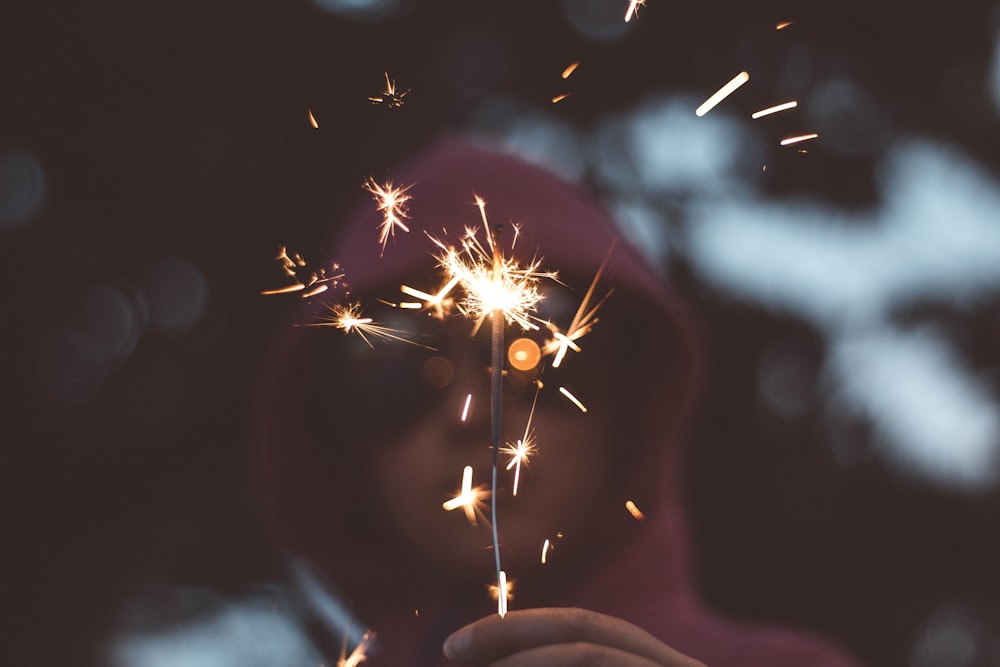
[257,141,859,666]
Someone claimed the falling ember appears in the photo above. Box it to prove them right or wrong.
[338,630,375,667]
[561,62,579,79]
[311,302,430,349]
[559,386,588,413]
[443,465,491,526]
[695,71,750,117]
[308,108,319,128]
[368,71,410,108]
[625,500,645,520]
[460,393,473,422]
[751,100,798,119]
[780,133,819,146]
[551,93,571,104]
[775,21,793,30]
[364,177,413,254]
[541,539,552,564]
[624,0,646,22]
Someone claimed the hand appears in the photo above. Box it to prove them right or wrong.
[442,607,708,666]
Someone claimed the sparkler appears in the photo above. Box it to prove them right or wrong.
[433,196,555,616]
[368,71,409,108]
[695,71,750,117]
[364,177,413,254]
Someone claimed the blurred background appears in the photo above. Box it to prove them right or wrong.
[5,1,1000,665]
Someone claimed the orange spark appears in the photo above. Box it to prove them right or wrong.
[338,630,375,667]
[551,93,571,104]
[460,393,473,422]
[751,100,798,119]
[543,245,615,368]
[541,538,552,564]
[308,108,319,128]
[399,275,461,319]
[368,71,409,108]
[625,500,645,520]
[775,21,793,30]
[311,302,429,349]
[364,177,412,254]
[559,386,588,413]
[624,0,646,22]
[500,389,540,496]
[561,62,579,79]
[696,71,750,116]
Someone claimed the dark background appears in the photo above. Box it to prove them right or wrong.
[5,1,1000,665]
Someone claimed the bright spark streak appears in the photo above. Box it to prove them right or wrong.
[430,197,555,333]
[442,465,491,526]
[624,0,646,22]
[751,100,798,119]
[301,284,328,298]
[625,500,645,520]
[500,389,540,496]
[488,571,511,617]
[311,302,429,349]
[260,283,306,295]
[368,71,409,108]
[543,247,615,367]
[308,108,319,128]
[695,71,750,117]
[338,630,375,667]
[399,275,461,319]
[559,386,588,412]
[780,133,819,146]
[551,93,571,104]
[561,62,579,79]
[460,393,473,422]
[775,21,793,30]
[541,539,552,564]
[364,177,413,254]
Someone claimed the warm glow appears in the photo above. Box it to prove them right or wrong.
[695,71,750,116]
[625,500,645,520]
[508,337,541,371]
[488,571,512,617]
[775,21,793,30]
[751,100,798,119]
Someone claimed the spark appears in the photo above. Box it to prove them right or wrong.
[368,71,409,108]
[364,177,412,254]
[399,275,461,319]
[625,500,645,520]
[541,539,552,564]
[624,0,646,22]
[460,393,473,422]
[261,247,345,298]
[780,133,819,146]
[338,630,375,667]
[308,108,319,128]
[442,465,491,526]
[430,196,555,334]
[559,386,588,413]
[311,302,429,349]
[488,571,512,617]
[751,100,798,119]
[551,93,571,104]
[775,21,793,30]
[695,71,750,117]
[543,245,615,368]
[500,389,540,496]
[561,62,579,79]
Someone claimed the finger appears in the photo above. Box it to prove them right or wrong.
[443,608,706,667]
[490,642,667,667]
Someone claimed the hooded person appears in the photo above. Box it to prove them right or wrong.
[257,141,859,666]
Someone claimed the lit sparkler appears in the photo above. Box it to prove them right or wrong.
[695,71,750,117]
[442,465,490,526]
[364,177,413,254]
[311,302,430,349]
[368,71,409,108]
[624,0,646,22]
[488,571,512,617]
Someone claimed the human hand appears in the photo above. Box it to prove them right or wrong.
[442,607,707,666]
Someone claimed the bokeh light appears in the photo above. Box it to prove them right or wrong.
[0,150,46,230]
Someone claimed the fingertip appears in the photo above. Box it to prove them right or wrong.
[443,628,470,660]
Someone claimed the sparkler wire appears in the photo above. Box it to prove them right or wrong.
[489,243,505,613]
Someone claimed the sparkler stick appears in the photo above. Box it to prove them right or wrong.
[488,216,507,616]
